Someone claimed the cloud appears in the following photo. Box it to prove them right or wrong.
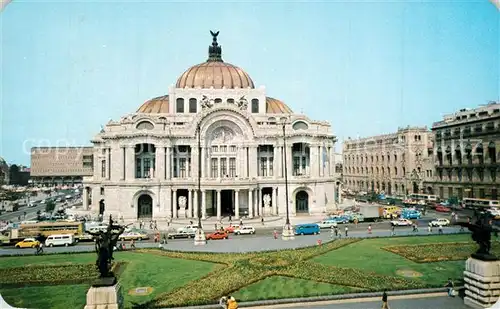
[1,0,12,12]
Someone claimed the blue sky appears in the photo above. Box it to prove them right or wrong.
[1,0,499,166]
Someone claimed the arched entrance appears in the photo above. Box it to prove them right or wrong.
[295,191,309,214]
[412,182,419,193]
[99,199,105,216]
[137,194,153,219]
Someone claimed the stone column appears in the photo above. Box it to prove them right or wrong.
[83,187,89,210]
[249,146,258,177]
[165,147,171,179]
[155,146,165,180]
[287,146,293,177]
[333,183,337,205]
[338,183,343,204]
[193,190,199,219]
[172,189,177,218]
[105,148,111,180]
[258,188,263,217]
[243,147,248,177]
[120,147,126,180]
[329,147,335,176]
[188,189,193,218]
[318,145,323,177]
[248,189,253,218]
[274,145,279,179]
[216,189,221,220]
[235,190,240,219]
[272,187,278,215]
[166,188,172,218]
[201,190,207,219]
[126,146,135,180]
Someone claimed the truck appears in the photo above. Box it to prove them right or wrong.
[358,205,384,222]
[0,228,25,245]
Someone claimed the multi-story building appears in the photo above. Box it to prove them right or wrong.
[430,102,500,200]
[0,157,9,185]
[80,32,341,221]
[342,127,433,196]
[30,147,94,186]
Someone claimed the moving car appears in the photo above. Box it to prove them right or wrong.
[45,234,75,247]
[390,218,413,226]
[118,231,149,241]
[206,231,228,240]
[15,238,40,248]
[435,205,451,213]
[168,229,196,239]
[402,210,422,220]
[234,226,255,235]
[318,220,338,229]
[294,224,320,236]
[224,225,241,233]
[327,216,349,224]
[178,225,198,233]
[430,218,450,227]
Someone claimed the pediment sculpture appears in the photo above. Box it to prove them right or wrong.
[263,194,271,208]
[211,127,235,143]
[201,95,214,110]
[237,96,248,111]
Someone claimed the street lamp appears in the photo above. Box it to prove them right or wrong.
[281,118,294,240]
[194,123,207,245]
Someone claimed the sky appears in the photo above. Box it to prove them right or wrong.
[0,0,499,166]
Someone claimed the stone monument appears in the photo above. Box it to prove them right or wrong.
[459,212,500,309]
[85,215,126,309]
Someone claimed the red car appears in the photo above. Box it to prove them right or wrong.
[435,205,451,212]
[206,231,228,240]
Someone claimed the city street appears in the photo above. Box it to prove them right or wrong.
[0,225,466,255]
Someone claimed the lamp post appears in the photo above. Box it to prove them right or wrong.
[281,119,294,240]
[194,123,207,245]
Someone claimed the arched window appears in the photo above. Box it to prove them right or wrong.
[251,99,259,113]
[176,98,184,113]
[189,98,197,113]
[227,98,235,104]
[215,98,222,104]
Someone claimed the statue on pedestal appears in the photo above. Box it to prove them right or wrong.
[88,215,126,284]
[458,211,499,261]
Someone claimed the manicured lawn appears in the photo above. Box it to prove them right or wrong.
[0,251,216,309]
[233,276,359,301]
[312,234,471,284]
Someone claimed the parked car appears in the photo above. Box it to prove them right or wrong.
[402,210,422,220]
[430,218,450,227]
[327,216,349,224]
[178,225,198,233]
[168,230,195,239]
[435,205,451,212]
[294,224,321,235]
[45,234,75,247]
[390,218,413,226]
[224,225,241,233]
[15,238,40,248]
[118,231,149,241]
[206,231,228,240]
[234,226,255,235]
[318,220,338,229]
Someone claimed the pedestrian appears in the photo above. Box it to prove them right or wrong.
[428,222,432,233]
[334,226,338,237]
[190,220,193,225]
[438,225,443,235]
[445,278,455,297]
[215,223,218,231]
[391,225,395,236]
[239,219,243,226]
[412,223,418,233]
[330,226,335,238]
[261,217,264,225]
[345,226,348,237]
[228,216,232,223]
[162,234,168,245]
[368,224,372,234]
[130,239,136,249]
[35,242,43,255]
[381,289,389,309]
[154,220,158,230]
[273,229,278,239]
[226,295,238,309]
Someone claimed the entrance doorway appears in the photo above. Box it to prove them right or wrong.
[412,182,418,193]
[137,194,153,219]
[296,191,309,213]
[221,190,234,216]
[99,199,105,215]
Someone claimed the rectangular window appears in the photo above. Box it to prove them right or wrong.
[173,158,178,177]
[220,158,227,177]
[136,158,141,178]
[189,98,197,113]
[229,158,236,177]
[100,187,104,195]
[176,98,184,113]
[230,145,237,152]
[211,158,218,178]
[293,157,300,176]
[143,158,151,178]
[212,146,218,153]
[83,155,93,168]
[179,158,186,178]
[251,99,259,113]
[101,160,106,178]
[220,146,227,152]
[269,157,274,176]
[260,157,267,176]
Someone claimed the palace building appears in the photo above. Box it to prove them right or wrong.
[82,32,341,221]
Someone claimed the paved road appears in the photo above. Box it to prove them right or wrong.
[0,226,467,255]
[271,295,468,309]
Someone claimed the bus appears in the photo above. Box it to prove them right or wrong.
[1,222,87,245]
[408,194,439,203]
[462,198,500,209]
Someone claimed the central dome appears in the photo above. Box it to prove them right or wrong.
[175,31,255,89]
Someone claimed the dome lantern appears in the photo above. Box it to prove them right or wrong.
[207,30,223,62]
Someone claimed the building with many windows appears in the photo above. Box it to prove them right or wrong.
[342,127,433,196]
[429,102,500,200]
[82,33,341,221]
[30,147,94,186]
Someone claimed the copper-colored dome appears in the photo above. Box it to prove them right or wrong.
[266,97,292,114]
[137,95,292,114]
[176,61,254,89]
[137,95,169,113]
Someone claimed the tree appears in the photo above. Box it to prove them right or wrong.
[45,200,56,213]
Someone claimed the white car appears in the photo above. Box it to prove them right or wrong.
[430,218,450,227]
[234,226,255,235]
[318,220,338,229]
[390,218,413,226]
[178,225,198,233]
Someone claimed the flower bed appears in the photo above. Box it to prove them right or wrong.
[382,242,500,263]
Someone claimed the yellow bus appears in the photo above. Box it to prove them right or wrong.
[20,222,85,238]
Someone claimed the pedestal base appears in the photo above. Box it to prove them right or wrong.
[464,257,500,308]
[281,223,295,241]
[84,282,123,309]
[194,228,207,246]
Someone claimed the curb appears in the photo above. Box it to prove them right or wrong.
[161,287,463,309]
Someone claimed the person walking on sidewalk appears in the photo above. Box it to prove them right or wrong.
[344,226,348,237]
[368,224,372,234]
[381,290,389,309]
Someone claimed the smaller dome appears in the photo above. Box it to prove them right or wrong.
[137,95,169,113]
[266,97,292,114]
